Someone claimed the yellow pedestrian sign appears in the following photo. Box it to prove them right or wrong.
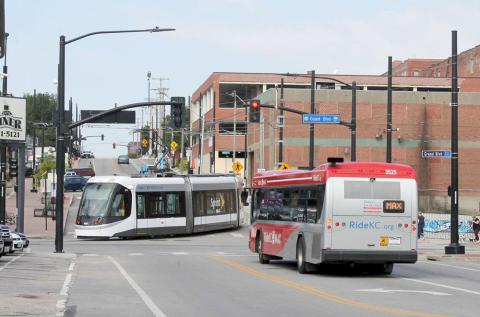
[232,161,243,175]
[142,138,148,148]
[279,163,290,170]
[170,141,178,151]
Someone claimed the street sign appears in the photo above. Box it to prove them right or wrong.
[421,150,451,158]
[142,138,148,148]
[279,163,290,170]
[0,97,26,142]
[302,114,340,124]
[232,161,243,175]
[185,147,192,158]
[170,140,178,151]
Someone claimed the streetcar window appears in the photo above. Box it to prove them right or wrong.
[344,181,400,200]
[78,183,116,217]
[193,190,236,215]
[137,194,146,219]
[137,192,186,218]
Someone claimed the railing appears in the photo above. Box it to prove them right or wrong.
[423,212,475,240]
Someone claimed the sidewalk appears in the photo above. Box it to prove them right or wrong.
[418,237,480,261]
[6,177,72,238]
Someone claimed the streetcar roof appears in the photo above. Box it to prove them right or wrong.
[252,161,416,188]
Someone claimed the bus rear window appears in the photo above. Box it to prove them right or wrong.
[344,181,400,200]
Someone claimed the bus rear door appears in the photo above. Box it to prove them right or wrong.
[328,177,416,253]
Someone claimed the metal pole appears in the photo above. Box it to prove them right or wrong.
[55,36,66,253]
[41,125,45,162]
[44,176,47,231]
[0,145,5,224]
[33,89,37,168]
[259,112,264,170]
[445,30,465,254]
[244,97,248,183]
[387,56,393,163]
[17,144,25,233]
[351,81,357,161]
[181,128,184,172]
[279,78,284,164]
[199,97,204,174]
[31,125,37,192]
[2,33,8,96]
[233,90,237,163]
[309,70,315,170]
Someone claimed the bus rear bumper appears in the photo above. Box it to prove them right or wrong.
[322,250,417,263]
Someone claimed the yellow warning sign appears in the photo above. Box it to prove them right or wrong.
[279,163,290,170]
[170,141,178,151]
[232,161,243,175]
[142,138,148,148]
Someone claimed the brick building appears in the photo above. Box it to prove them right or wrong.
[189,46,480,213]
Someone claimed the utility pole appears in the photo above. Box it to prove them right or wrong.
[278,78,284,164]
[199,98,204,174]
[445,30,465,255]
[259,111,265,170]
[351,81,357,161]
[309,70,315,170]
[233,90,237,163]
[0,32,8,224]
[386,56,393,163]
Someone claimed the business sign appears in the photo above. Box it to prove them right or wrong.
[421,150,451,158]
[0,96,26,142]
[302,114,340,124]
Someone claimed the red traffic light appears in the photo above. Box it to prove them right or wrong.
[250,100,260,109]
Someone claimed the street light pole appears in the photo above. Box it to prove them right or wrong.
[309,70,315,170]
[351,81,357,161]
[233,90,237,163]
[55,27,175,253]
[386,56,393,163]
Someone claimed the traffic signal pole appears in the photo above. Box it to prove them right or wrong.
[309,70,315,170]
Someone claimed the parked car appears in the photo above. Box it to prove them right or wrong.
[13,232,29,248]
[0,238,4,258]
[71,167,95,178]
[65,171,77,177]
[81,151,95,159]
[64,176,87,191]
[117,155,129,164]
[0,225,12,255]
[10,232,23,253]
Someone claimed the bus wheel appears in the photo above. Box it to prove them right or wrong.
[257,234,269,264]
[296,236,313,274]
[382,263,394,275]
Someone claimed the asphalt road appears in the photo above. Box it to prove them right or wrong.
[2,159,479,317]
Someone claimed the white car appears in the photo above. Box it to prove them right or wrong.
[65,171,77,177]
[10,232,23,253]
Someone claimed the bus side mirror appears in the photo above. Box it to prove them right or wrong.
[241,190,249,206]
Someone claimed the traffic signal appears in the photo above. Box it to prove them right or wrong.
[249,99,261,123]
[113,142,116,149]
[171,97,185,128]
[101,134,104,141]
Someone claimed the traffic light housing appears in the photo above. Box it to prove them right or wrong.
[101,134,104,141]
[171,97,185,128]
[249,99,261,123]
[113,142,116,149]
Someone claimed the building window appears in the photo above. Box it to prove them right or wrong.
[413,71,419,77]
[219,122,247,135]
[219,84,260,108]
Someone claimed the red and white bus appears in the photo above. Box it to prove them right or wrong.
[248,158,418,274]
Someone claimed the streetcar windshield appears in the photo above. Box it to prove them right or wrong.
[78,183,116,217]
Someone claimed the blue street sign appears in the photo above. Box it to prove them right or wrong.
[302,114,341,124]
[421,150,452,158]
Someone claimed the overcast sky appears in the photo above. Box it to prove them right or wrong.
[6,0,480,157]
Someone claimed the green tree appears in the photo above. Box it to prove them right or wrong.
[24,92,57,147]
[33,155,55,188]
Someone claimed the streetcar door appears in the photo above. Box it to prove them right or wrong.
[135,193,149,235]
[184,178,194,234]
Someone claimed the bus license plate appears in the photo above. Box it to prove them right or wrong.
[380,236,389,246]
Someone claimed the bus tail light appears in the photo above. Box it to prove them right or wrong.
[335,222,340,227]
[404,223,409,228]
[327,225,332,230]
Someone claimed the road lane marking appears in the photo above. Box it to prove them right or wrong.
[108,256,167,317]
[68,262,75,271]
[82,254,99,257]
[57,256,76,317]
[210,256,445,317]
[128,253,144,256]
[355,288,450,296]
[420,261,480,272]
[230,233,244,238]
[171,252,188,255]
[401,277,480,296]
[0,254,24,272]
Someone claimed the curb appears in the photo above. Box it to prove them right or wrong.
[424,253,480,262]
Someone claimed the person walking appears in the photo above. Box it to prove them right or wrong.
[418,211,425,239]
[472,216,480,242]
